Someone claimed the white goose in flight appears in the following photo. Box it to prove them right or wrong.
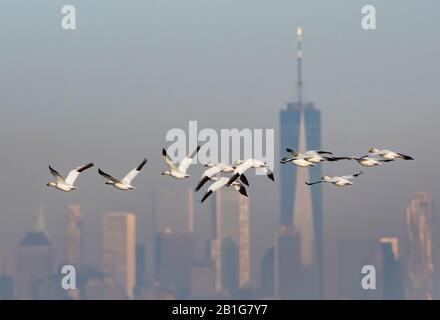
[330,155,389,167]
[201,177,248,203]
[195,163,249,192]
[368,147,414,161]
[98,158,148,190]
[306,171,364,187]
[161,146,201,179]
[226,159,274,187]
[47,162,94,192]
[283,148,335,164]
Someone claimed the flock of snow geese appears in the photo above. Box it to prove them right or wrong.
[46,146,413,202]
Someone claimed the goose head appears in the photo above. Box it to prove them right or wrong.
[46,182,56,187]
[369,147,379,153]
[321,176,331,181]
[161,170,171,176]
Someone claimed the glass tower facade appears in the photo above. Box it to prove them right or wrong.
[279,101,323,297]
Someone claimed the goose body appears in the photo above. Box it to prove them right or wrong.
[161,146,201,179]
[306,171,364,187]
[280,148,334,166]
[98,158,147,190]
[369,147,414,161]
[47,163,94,192]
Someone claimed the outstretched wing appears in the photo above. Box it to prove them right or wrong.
[261,166,275,181]
[98,168,122,184]
[195,164,226,192]
[305,180,324,186]
[49,165,64,182]
[178,145,201,173]
[342,171,364,180]
[226,159,254,186]
[122,158,148,184]
[397,153,414,160]
[201,177,228,203]
[65,163,94,185]
[162,148,177,170]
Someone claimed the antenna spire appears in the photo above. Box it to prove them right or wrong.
[296,26,303,107]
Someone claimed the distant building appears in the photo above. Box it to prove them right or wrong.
[211,189,250,295]
[337,238,382,299]
[274,226,303,299]
[103,212,136,299]
[191,264,215,298]
[16,211,53,299]
[260,246,274,298]
[156,228,194,298]
[405,193,434,299]
[380,238,404,299]
[66,204,83,269]
[0,271,13,300]
[279,27,323,298]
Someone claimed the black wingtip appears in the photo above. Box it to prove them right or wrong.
[268,173,275,181]
[162,148,167,156]
[238,186,248,197]
[201,190,213,203]
[239,174,249,187]
[78,162,94,172]
[286,148,294,153]
[195,176,209,192]
[136,158,148,171]
[226,173,240,187]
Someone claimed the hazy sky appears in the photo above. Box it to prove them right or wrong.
[0,0,439,296]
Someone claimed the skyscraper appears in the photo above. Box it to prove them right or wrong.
[274,226,302,299]
[103,212,136,299]
[16,212,52,299]
[279,26,323,297]
[405,193,434,299]
[156,228,194,298]
[211,189,251,295]
[66,204,83,269]
[380,237,404,299]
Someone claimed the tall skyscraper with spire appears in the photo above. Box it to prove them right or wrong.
[279,26,323,298]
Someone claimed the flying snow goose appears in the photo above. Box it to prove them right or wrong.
[226,159,274,187]
[201,176,248,203]
[195,163,249,192]
[368,147,414,161]
[280,148,336,166]
[305,171,364,187]
[98,158,148,190]
[161,146,201,179]
[47,162,94,192]
[328,155,389,167]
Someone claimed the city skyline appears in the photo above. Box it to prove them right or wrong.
[0,0,439,299]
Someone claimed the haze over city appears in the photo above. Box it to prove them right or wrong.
[0,0,439,299]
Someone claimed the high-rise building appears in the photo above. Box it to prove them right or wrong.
[103,212,136,299]
[211,188,250,295]
[279,26,323,297]
[66,204,83,269]
[337,238,382,299]
[274,226,302,299]
[405,193,434,299]
[0,266,13,300]
[380,237,404,299]
[156,228,194,298]
[16,212,52,299]
[260,246,274,298]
